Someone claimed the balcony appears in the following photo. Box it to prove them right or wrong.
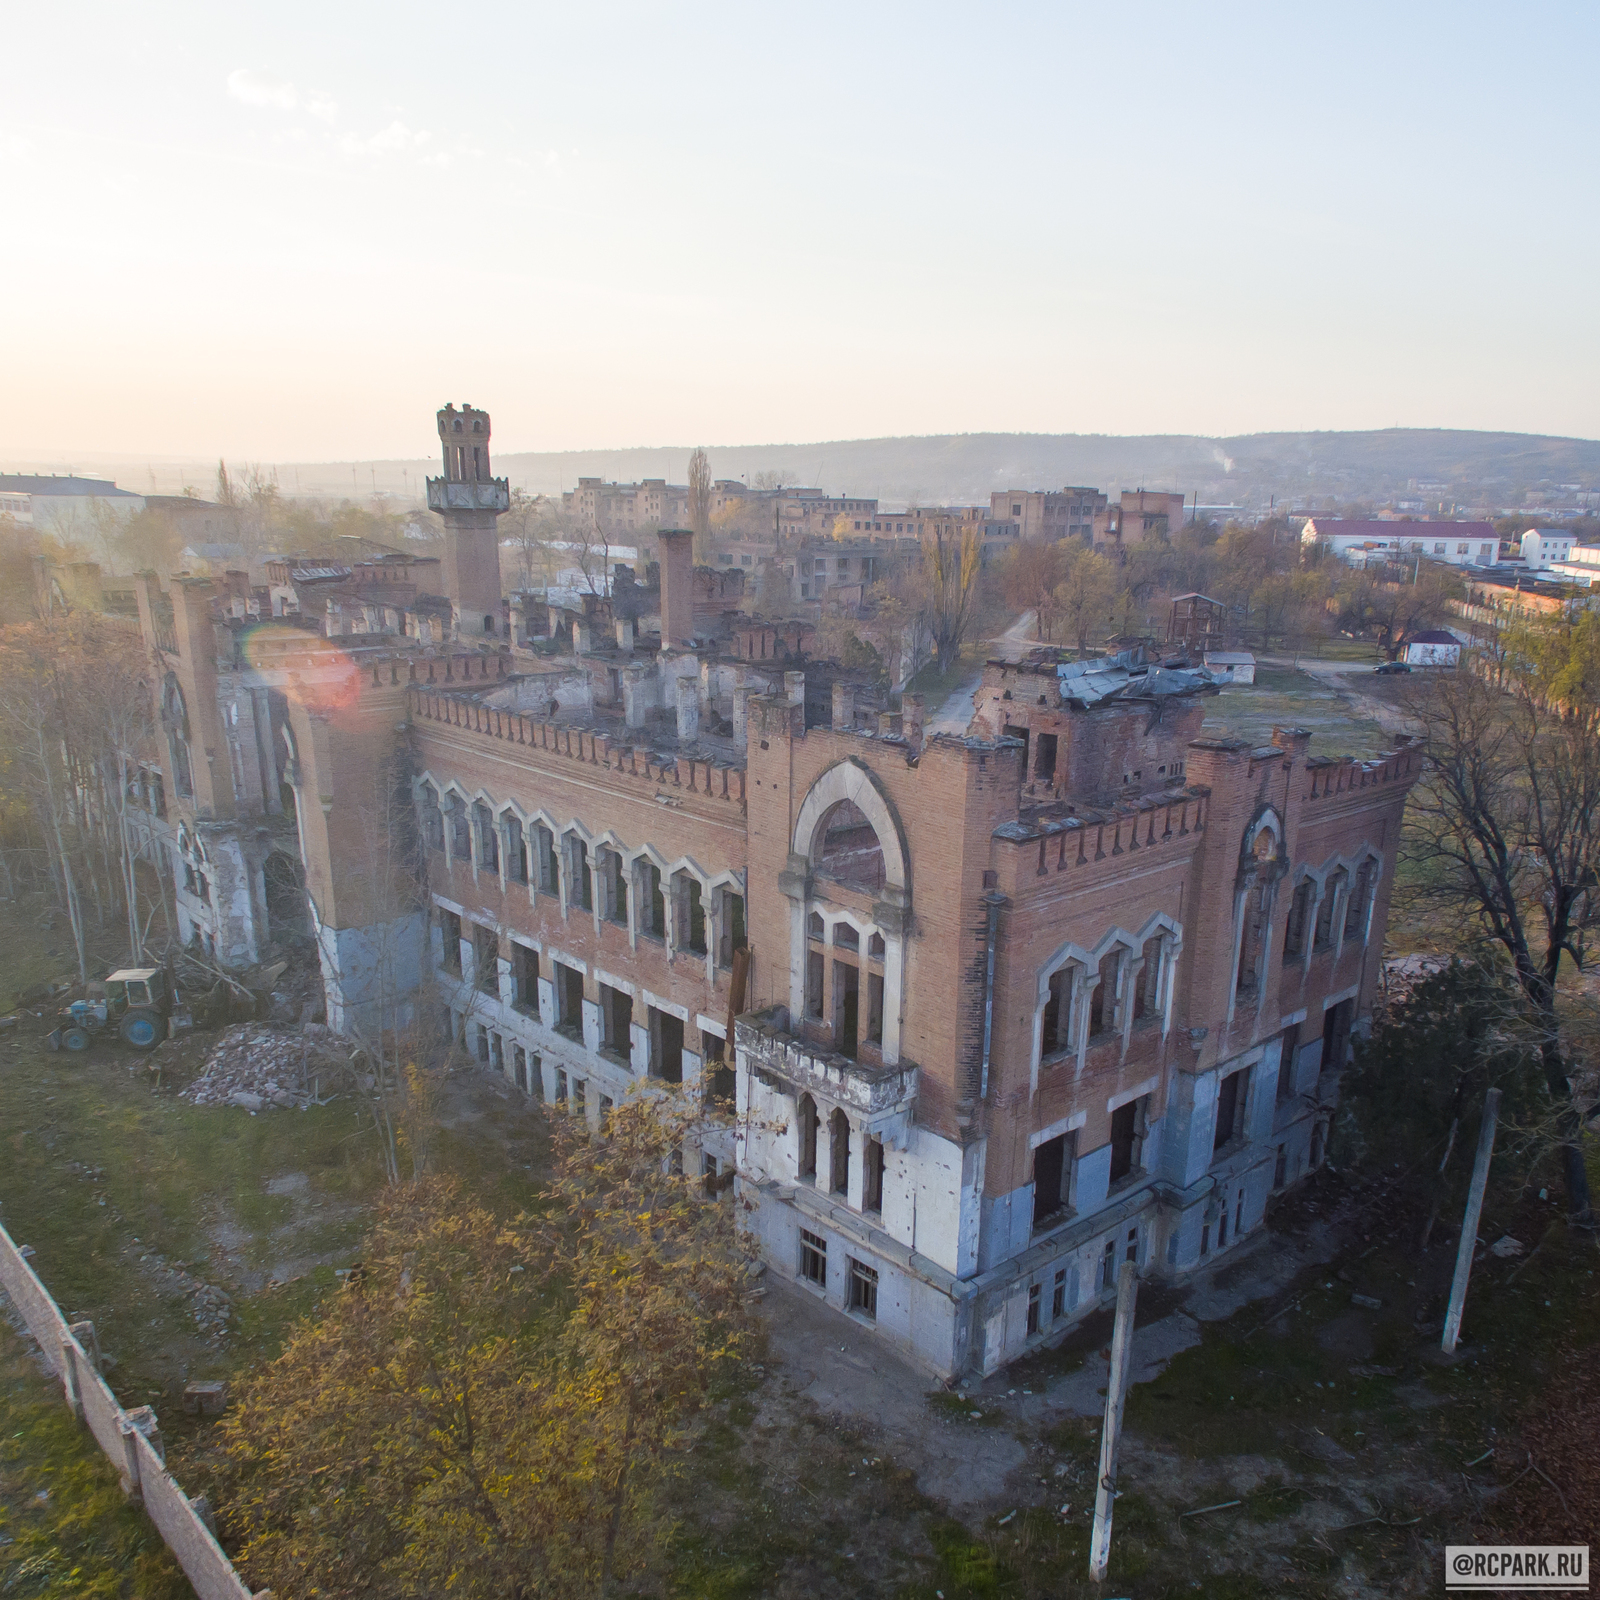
[736,1010,918,1140]
[426,477,511,514]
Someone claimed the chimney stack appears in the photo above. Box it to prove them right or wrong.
[657,528,695,649]
[832,681,856,731]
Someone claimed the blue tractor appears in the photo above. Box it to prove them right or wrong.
[47,968,171,1054]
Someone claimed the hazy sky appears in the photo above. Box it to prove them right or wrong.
[5,1,1597,462]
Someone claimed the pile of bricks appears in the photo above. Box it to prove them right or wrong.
[182,1023,315,1111]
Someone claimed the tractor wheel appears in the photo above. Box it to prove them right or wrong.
[119,1009,163,1051]
[61,1027,92,1052]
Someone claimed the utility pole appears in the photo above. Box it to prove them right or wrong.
[1089,1259,1140,1582]
[1442,1088,1501,1355]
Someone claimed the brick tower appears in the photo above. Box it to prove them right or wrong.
[426,402,510,638]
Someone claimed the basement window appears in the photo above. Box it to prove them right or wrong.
[800,1228,827,1286]
[848,1258,878,1320]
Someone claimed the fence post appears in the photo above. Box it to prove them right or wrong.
[59,1334,84,1421]
[118,1405,163,1503]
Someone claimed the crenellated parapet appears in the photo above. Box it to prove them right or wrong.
[409,687,748,808]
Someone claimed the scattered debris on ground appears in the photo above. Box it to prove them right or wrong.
[180,1023,347,1110]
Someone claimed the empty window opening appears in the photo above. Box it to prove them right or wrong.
[599,983,632,1056]
[1273,1143,1287,1189]
[1283,879,1312,957]
[829,1109,851,1197]
[1218,1208,1229,1248]
[555,962,584,1037]
[806,948,826,1019]
[1026,1282,1041,1335]
[834,961,860,1058]
[863,1136,884,1214]
[848,1258,878,1320]
[1034,731,1058,783]
[1003,724,1031,775]
[649,1006,684,1084]
[599,848,628,926]
[555,1067,568,1106]
[1344,861,1375,941]
[571,1077,586,1116]
[1134,937,1163,1023]
[1276,1023,1300,1102]
[1051,1267,1069,1320]
[1214,1067,1247,1153]
[1088,959,1113,1039]
[1109,1097,1146,1184]
[813,799,885,893]
[1100,1238,1117,1291]
[1236,883,1269,998]
[1320,999,1353,1074]
[704,1029,734,1105]
[718,890,746,965]
[638,861,666,939]
[565,835,592,912]
[1200,1223,1210,1256]
[439,909,462,975]
[833,921,860,952]
[1314,871,1345,951]
[474,801,498,872]
[444,794,471,860]
[1032,1131,1076,1229]
[512,942,539,1013]
[1126,1227,1139,1264]
[673,874,706,954]
[474,1023,490,1064]
[503,814,527,883]
[472,925,498,995]
[797,1093,819,1180]
[422,787,445,852]
[534,824,557,894]
[1235,1192,1244,1236]
[1042,967,1073,1057]
[866,971,884,1046]
[800,1228,827,1286]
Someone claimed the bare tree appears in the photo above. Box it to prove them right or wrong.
[687,449,712,562]
[1402,667,1599,1224]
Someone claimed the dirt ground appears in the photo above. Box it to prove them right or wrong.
[3,922,1597,1598]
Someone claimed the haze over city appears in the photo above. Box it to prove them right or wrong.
[5,0,1598,461]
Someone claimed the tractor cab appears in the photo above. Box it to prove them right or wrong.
[49,967,172,1053]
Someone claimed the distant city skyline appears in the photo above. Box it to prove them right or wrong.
[5,1,1598,460]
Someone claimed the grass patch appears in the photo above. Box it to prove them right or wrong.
[0,1328,190,1599]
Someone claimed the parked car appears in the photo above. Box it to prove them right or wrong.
[1375,661,1411,675]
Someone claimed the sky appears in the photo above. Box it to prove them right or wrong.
[4,1,1598,463]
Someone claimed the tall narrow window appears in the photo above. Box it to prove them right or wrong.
[797,1093,819,1180]
[472,925,498,996]
[599,983,631,1055]
[719,890,746,966]
[1344,861,1375,942]
[676,875,706,954]
[566,836,592,912]
[448,795,471,859]
[600,849,627,926]
[1032,1132,1075,1228]
[638,861,666,939]
[503,814,527,883]
[863,1137,884,1214]
[1088,957,1115,1039]
[534,825,557,894]
[1034,732,1057,783]
[1283,879,1312,956]
[474,802,498,872]
[555,962,584,1037]
[1314,871,1345,951]
[829,1109,850,1197]
[1135,937,1163,1022]
[1214,1068,1247,1153]
[649,1006,683,1084]
[1276,1023,1300,1102]
[1042,967,1073,1057]
[1109,1097,1146,1183]
[848,1258,878,1320]
[806,948,825,1019]
[800,1228,827,1285]
[439,909,462,975]
[422,786,445,853]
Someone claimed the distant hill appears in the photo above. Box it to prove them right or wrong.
[27,428,1600,510]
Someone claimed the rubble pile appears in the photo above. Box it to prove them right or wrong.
[182,1023,342,1110]
[126,1244,234,1347]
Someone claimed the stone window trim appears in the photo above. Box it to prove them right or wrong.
[805,907,889,1063]
[411,773,746,954]
[1283,847,1384,971]
[1031,916,1181,1087]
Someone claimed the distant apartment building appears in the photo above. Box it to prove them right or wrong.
[989,488,1107,543]
[1301,518,1498,568]
[1546,544,1600,588]
[0,472,144,535]
[562,477,691,539]
[1518,527,1576,570]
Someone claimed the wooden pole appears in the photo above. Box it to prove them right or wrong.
[1089,1258,1140,1582]
[1441,1087,1501,1355]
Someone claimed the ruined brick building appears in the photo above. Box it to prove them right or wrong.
[129,402,1420,1377]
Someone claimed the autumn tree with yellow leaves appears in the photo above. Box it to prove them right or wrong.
[213,1093,755,1599]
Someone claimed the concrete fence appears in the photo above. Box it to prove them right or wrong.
[0,1220,264,1600]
